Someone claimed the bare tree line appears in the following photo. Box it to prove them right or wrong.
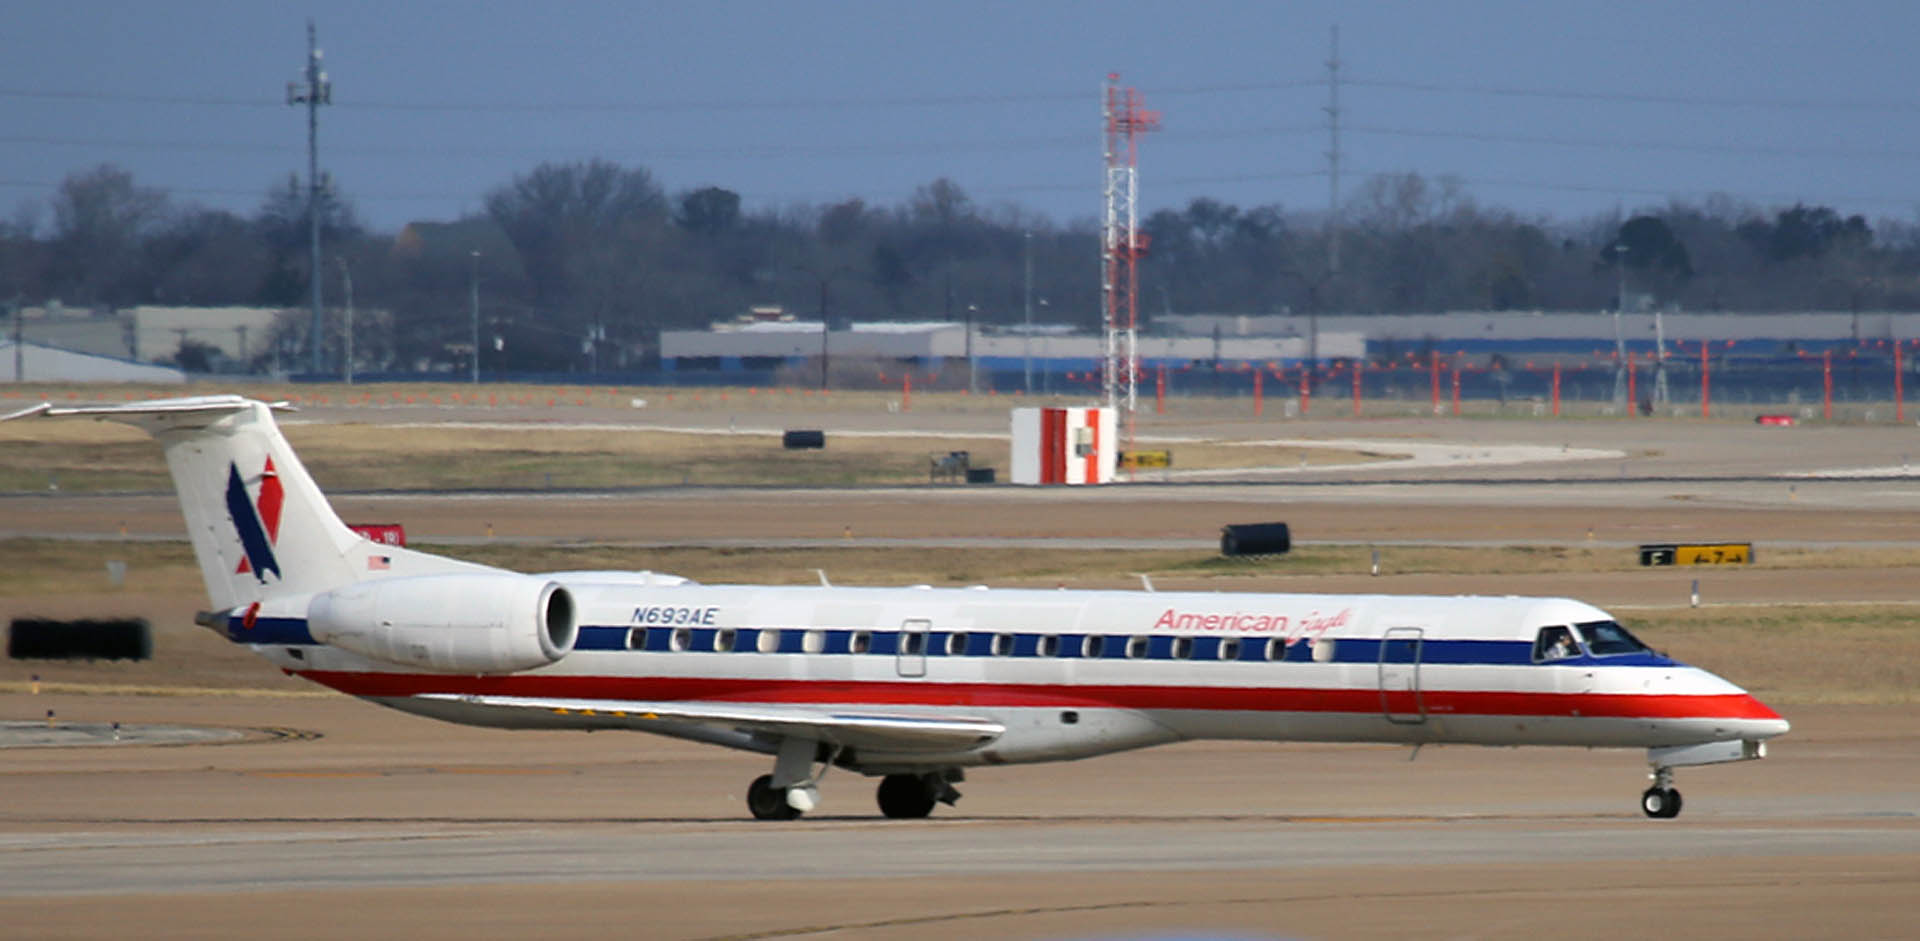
[3,161,1916,374]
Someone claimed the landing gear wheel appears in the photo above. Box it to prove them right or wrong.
[1640,786,1683,819]
[748,774,802,820]
[876,773,938,819]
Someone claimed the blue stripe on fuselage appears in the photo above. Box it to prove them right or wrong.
[568,625,1678,668]
[224,620,1683,669]
[224,615,315,646]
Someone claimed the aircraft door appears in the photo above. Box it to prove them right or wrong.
[897,618,929,677]
[1377,627,1426,724]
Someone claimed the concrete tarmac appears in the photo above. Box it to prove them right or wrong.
[0,695,1915,939]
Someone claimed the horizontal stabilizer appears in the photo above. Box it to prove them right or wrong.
[1,394,290,426]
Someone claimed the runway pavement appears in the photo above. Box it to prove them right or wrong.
[0,696,1915,938]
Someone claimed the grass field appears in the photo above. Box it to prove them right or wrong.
[0,408,1389,492]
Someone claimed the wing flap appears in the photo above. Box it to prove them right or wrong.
[416,693,1003,752]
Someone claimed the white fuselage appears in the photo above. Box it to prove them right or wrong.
[241,582,1789,774]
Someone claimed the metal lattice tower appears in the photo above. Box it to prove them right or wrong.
[1101,73,1158,441]
[286,19,331,376]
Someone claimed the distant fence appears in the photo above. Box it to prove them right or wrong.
[23,340,1917,423]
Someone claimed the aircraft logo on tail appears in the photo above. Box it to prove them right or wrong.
[226,457,283,584]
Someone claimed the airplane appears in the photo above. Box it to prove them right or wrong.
[4,394,1788,820]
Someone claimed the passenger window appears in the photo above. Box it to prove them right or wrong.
[1126,636,1149,659]
[1265,637,1287,661]
[1221,638,1241,660]
[946,632,967,656]
[1172,636,1194,659]
[715,628,737,652]
[992,633,1014,656]
[1039,635,1060,657]
[669,628,692,652]
[850,631,872,654]
[1083,635,1105,658]
[1532,625,1580,662]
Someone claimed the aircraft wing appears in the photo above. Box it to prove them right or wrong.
[417,693,1004,753]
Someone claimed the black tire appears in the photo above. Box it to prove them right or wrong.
[876,773,937,819]
[747,774,801,820]
[1641,786,1682,819]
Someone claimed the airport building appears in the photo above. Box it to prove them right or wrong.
[658,307,1368,377]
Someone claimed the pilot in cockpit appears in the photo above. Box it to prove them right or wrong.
[1535,625,1580,661]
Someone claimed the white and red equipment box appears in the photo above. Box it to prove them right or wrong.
[1010,407,1116,485]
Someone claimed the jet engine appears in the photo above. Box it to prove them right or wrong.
[307,574,576,674]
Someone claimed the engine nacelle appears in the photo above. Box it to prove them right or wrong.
[307,574,577,674]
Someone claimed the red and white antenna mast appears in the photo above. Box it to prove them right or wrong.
[1101,73,1159,443]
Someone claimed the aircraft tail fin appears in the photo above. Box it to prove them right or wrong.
[4,395,491,611]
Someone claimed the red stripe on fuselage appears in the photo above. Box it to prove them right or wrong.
[297,672,1781,722]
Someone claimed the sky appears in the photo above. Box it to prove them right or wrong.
[4,0,1919,233]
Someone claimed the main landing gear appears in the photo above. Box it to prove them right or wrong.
[875,771,963,819]
[1641,765,1683,819]
[747,774,805,820]
[744,739,966,821]
[745,737,835,821]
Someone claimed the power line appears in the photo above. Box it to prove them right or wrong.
[11,74,1920,115]
[1347,78,1920,114]
[0,80,1321,115]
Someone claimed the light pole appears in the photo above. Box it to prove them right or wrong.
[965,304,978,395]
[1611,243,1630,409]
[1037,298,1050,395]
[469,250,481,384]
[336,257,353,385]
[1023,231,1034,394]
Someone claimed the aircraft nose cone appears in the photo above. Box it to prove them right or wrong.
[1739,693,1790,738]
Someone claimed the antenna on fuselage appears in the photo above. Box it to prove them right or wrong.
[1135,573,1155,592]
[814,569,831,587]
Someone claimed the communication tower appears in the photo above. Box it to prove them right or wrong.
[1101,73,1159,444]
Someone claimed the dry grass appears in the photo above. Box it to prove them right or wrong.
[7,539,1920,595]
[1620,604,1920,705]
[0,411,1387,492]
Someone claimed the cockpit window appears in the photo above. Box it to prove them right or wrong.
[1532,625,1580,662]
[1577,620,1650,656]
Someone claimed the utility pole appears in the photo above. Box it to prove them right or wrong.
[1319,24,1341,368]
[1652,307,1670,405]
[965,304,978,395]
[1023,231,1034,395]
[10,297,21,382]
[337,258,354,385]
[1612,244,1629,409]
[469,251,481,384]
[286,19,331,376]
